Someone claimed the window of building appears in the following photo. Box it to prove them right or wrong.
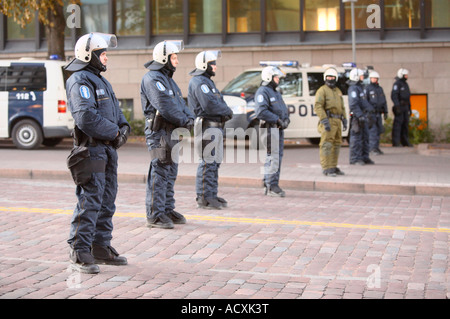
[304,0,340,31]
[385,0,420,28]
[152,0,183,35]
[426,0,450,28]
[189,0,222,33]
[266,0,300,32]
[116,0,145,36]
[80,0,109,34]
[7,16,35,39]
[227,0,260,33]
[344,0,379,30]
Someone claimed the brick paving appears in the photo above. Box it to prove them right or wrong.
[0,140,449,301]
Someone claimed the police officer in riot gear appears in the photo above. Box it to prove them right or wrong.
[255,66,290,197]
[314,68,348,177]
[365,71,388,155]
[391,68,412,147]
[348,68,375,165]
[140,40,195,229]
[188,50,233,209]
[65,32,130,274]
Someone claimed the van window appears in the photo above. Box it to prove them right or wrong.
[0,67,7,91]
[308,71,349,96]
[222,71,261,96]
[280,73,302,97]
[307,72,323,96]
[4,64,47,92]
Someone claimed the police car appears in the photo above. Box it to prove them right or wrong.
[222,61,352,145]
[0,57,74,149]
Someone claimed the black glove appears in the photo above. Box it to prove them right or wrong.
[276,119,284,129]
[283,118,290,130]
[222,112,233,122]
[112,125,130,149]
[320,118,331,132]
[383,113,388,120]
[342,118,348,131]
[184,118,194,131]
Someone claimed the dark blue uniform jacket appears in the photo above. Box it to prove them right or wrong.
[66,67,128,140]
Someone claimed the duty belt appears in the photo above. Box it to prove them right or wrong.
[203,119,224,128]
[326,111,342,119]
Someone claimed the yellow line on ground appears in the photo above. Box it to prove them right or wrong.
[1,206,449,234]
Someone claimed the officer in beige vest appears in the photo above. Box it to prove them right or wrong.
[314,68,348,177]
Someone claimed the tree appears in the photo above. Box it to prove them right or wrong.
[0,0,72,60]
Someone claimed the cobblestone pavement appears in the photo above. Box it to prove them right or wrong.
[0,177,449,300]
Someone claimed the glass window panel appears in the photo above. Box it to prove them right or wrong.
[344,0,380,30]
[152,0,183,35]
[426,0,450,28]
[80,0,109,34]
[280,73,302,97]
[227,0,260,33]
[266,0,299,32]
[304,0,340,31]
[385,0,420,28]
[116,0,145,36]
[7,16,35,39]
[190,0,222,33]
[5,65,47,92]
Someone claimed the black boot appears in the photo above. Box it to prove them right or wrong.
[216,197,228,208]
[268,185,285,197]
[69,249,100,274]
[146,214,174,229]
[91,245,128,266]
[167,210,186,224]
[197,197,222,210]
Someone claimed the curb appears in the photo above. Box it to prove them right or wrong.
[1,168,449,197]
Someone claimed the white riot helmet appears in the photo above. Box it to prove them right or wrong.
[195,50,221,71]
[397,68,409,79]
[323,68,338,81]
[153,40,184,65]
[261,66,285,82]
[369,71,380,79]
[74,32,117,62]
[349,68,364,82]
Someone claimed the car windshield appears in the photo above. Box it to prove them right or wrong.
[221,71,261,96]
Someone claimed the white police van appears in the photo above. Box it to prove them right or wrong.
[0,58,74,149]
[222,61,352,145]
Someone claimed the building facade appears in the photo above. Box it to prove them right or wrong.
[1,0,449,128]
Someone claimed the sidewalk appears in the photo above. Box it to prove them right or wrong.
[0,138,450,196]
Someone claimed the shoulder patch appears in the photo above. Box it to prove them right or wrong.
[79,86,91,99]
[256,94,265,103]
[156,81,166,91]
[201,84,210,94]
[351,91,357,98]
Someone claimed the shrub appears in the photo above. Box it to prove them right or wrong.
[380,116,434,145]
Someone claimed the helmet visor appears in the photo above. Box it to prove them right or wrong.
[165,40,184,53]
[273,67,286,78]
[93,33,118,48]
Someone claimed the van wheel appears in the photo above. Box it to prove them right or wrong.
[11,119,43,150]
[42,137,63,147]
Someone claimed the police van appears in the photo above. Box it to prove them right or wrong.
[0,58,74,149]
[222,61,352,145]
